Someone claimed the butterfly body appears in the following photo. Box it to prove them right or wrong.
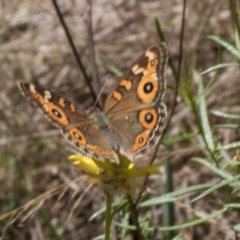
[18,43,168,162]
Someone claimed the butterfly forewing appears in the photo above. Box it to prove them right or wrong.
[103,43,168,115]
[18,83,115,161]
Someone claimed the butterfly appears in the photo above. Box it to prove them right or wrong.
[18,43,168,162]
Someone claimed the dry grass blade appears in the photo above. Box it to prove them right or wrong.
[66,184,93,224]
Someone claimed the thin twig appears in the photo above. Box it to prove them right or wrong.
[163,0,186,136]
[128,196,144,240]
[51,0,97,102]
[86,0,102,106]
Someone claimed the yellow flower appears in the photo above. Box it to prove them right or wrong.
[69,153,162,194]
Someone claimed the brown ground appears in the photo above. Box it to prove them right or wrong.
[0,0,240,240]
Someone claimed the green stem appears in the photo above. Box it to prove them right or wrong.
[104,193,112,240]
[230,0,240,41]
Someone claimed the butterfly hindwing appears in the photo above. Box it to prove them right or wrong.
[103,43,168,115]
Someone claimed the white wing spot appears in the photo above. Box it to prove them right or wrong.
[145,50,154,60]
[143,69,148,76]
[152,72,158,81]
[74,132,80,139]
[132,64,145,75]
[29,84,36,93]
[44,90,52,100]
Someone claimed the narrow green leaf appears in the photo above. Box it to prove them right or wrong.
[191,175,240,202]
[214,124,240,129]
[198,75,214,150]
[201,62,240,75]
[92,235,105,240]
[211,110,240,120]
[140,183,212,207]
[89,199,128,221]
[208,35,240,59]
[114,221,136,230]
[157,207,227,231]
[225,203,240,209]
[233,224,240,232]
[37,208,64,240]
[217,141,240,150]
[171,235,183,240]
[192,157,233,179]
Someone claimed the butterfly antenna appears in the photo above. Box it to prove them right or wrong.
[94,75,110,108]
